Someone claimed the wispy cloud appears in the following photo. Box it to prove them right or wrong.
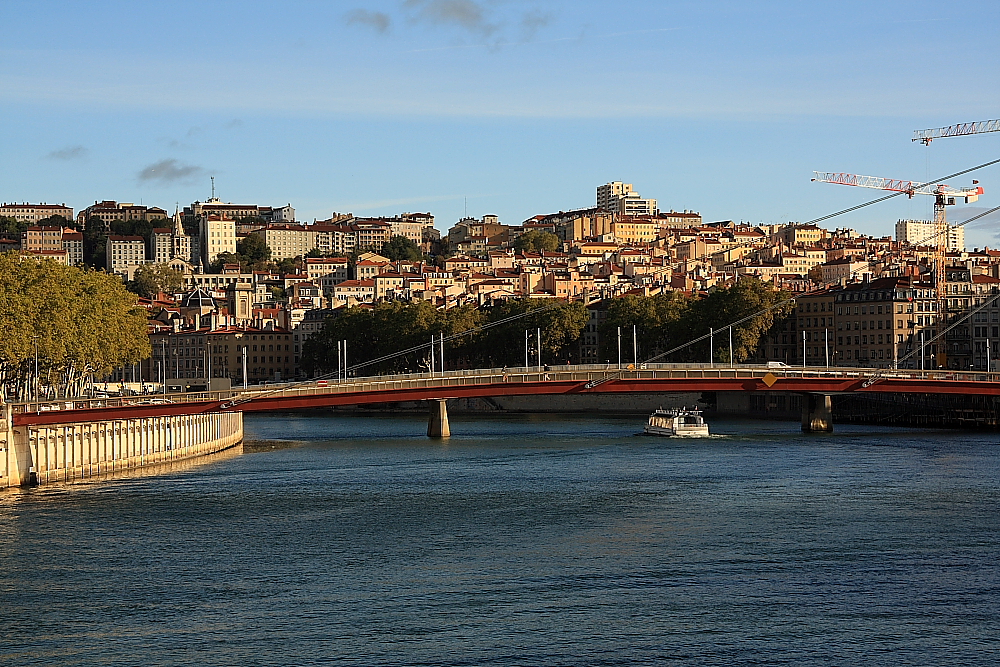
[46,145,87,160]
[405,0,498,36]
[137,158,204,185]
[346,8,392,33]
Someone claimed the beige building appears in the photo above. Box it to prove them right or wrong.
[305,257,350,295]
[77,201,166,227]
[597,182,656,217]
[106,235,148,275]
[895,219,965,251]
[1,202,73,223]
[254,224,318,260]
[200,215,237,267]
[610,217,657,245]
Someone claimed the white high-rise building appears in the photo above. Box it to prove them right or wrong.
[895,219,965,251]
[597,182,657,217]
[200,215,237,267]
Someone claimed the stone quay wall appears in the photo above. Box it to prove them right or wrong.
[0,407,243,488]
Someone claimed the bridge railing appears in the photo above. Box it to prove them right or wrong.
[9,363,1000,415]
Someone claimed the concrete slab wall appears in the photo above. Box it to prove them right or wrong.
[1,410,243,489]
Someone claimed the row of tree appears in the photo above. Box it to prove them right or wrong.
[301,299,591,375]
[598,277,793,363]
[301,277,792,375]
[0,255,151,400]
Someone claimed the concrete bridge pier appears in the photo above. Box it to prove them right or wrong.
[2,403,35,487]
[801,393,833,433]
[427,399,451,438]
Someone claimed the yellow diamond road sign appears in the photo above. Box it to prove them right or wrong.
[762,372,777,387]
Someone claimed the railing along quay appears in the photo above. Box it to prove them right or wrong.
[10,363,1000,416]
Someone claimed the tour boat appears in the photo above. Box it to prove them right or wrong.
[644,407,710,437]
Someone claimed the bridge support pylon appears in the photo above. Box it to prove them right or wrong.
[427,399,451,438]
[801,393,833,433]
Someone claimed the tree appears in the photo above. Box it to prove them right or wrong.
[82,216,110,268]
[127,263,186,299]
[514,230,560,253]
[0,254,150,400]
[381,235,423,262]
[238,233,272,267]
[0,215,29,240]
[600,292,690,362]
[276,257,299,275]
[208,252,240,273]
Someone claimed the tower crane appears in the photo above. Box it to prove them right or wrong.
[813,171,986,370]
[811,171,983,228]
[913,119,1000,145]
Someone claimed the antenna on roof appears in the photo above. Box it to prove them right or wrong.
[211,176,216,200]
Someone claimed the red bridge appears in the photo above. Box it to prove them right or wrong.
[11,364,1000,434]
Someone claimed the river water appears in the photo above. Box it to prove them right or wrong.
[2,413,1000,666]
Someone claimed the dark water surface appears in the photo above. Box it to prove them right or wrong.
[2,413,1000,666]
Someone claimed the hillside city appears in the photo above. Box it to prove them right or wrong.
[1,180,996,387]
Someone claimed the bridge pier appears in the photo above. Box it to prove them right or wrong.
[427,399,451,438]
[801,393,833,433]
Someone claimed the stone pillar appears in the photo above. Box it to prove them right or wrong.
[3,403,36,487]
[801,393,834,433]
[427,399,451,438]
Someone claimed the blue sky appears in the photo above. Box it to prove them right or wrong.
[2,1,999,246]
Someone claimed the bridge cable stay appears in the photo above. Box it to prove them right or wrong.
[225,159,1000,407]
[583,163,1000,387]
[860,285,1000,387]
[628,157,1000,288]
[222,300,570,406]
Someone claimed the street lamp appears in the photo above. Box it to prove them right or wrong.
[31,335,39,402]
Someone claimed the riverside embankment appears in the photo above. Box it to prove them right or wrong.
[1,406,242,488]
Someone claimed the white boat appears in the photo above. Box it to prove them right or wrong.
[644,407,710,437]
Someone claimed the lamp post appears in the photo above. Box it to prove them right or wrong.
[617,326,622,370]
[633,324,638,366]
[709,327,714,368]
[536,328,541,371]
[32,335,39,402]
[728,326,733,367]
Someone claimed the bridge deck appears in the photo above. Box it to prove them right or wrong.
[9,363,1000,426]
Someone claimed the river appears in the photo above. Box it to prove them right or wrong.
[2,413,999,665]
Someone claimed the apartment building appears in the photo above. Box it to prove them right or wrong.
[305,257,350,295]
[106,236,149,275]
[254,224,317,260]
[597,182,657,217]
[1,202,73,223]
[200,215,237,267]
[77,201,167,226]
[896,219,965,251]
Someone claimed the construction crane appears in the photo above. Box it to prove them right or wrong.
[811,171,983,227]
[813,171,986,370]
[913,119,1000,145]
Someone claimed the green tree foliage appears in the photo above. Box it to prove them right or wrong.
[301,298,588,375]
[82,216,109,268]
[208,252,241,273]
[600,292,690,363]
[238,233,272,267]
[381,235,423,262]
[0,215,28,239]
[38,214,79,229]
[514,230,560,253]
[601,278,792,363]
[0,254,151,399]
[127,263,186,299]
